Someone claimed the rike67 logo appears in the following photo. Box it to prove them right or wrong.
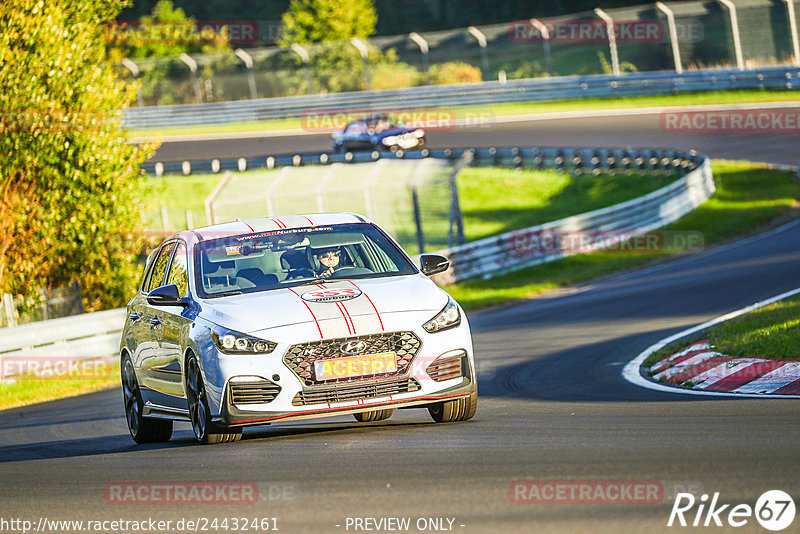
[668,490,795,531]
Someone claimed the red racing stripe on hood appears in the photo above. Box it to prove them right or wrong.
[349,281,384,331]
[288,287,323,339]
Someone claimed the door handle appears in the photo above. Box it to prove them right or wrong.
[129,312,140,322]
[149,317,161,327]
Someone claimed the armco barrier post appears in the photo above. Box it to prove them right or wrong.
[594,9,620,76]
[448,152,470,247]
[717,0,745,70]
[411,186,425,254]
[784,0,800,66]
[529,19,553,76]
[409,32,431,85]
[290,44,314,95]
[3,294,17,328]
[467,26,490,81]
[656,2,683,73]
[234,48,258,99]
[350,38,371,91]
[178,53,202,104]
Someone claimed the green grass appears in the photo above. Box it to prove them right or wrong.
[709,296,800,359]
[0,365,120,412]
[644,295,800,368]
[141,173,225,232]
[458,167,675,241]
[447,161,799,311]
[129,90,800,137]
[141,166,675,243]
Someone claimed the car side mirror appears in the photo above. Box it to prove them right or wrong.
[147,284,187,307]
[420,254,450,276]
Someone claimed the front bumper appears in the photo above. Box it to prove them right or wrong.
[208,324,476,427]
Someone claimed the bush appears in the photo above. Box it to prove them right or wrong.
[0,0,156,311]
[372,61,422,90]
[431,62,483,85]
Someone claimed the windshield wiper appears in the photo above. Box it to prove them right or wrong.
[295,278,328,287]
[205,290,243,299]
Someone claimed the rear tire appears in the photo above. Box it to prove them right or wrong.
[353,408,394,422]
[427,392,477,423]
[122,356,173,444]
[185,353,242,445]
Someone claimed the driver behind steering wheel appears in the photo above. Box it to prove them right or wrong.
[315,247,343,279]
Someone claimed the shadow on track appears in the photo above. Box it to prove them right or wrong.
[0,419,436,463]
[475,326,737,403]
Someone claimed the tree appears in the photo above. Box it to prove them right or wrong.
[0,0,157,311]
[279,0,377,45]
[108,0,230,59]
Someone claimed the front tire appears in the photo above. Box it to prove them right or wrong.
[185,354,242,445]
[354,408,394,422]
[427,392,477,423]
[122,356,173,444]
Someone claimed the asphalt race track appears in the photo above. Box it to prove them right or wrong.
[1,109,799,533]
[150,106,800,166]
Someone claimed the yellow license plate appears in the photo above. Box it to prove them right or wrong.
[314,352,397,381]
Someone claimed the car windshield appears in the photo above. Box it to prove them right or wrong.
[366,117,400,133]
[194,223,417,298]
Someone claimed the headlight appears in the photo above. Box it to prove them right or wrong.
[211,325,276,354]
[382,136,398,145]
[413,128,425,137]
[423,297,461,333]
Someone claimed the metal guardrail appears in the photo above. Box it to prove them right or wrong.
[0,308,125,380]
[124,66,800,130]
[430,150,713,283]
[143,145,695,177]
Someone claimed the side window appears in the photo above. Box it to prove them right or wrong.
[146,242,175,293]
[365,235,397,272]
[167,242,189,298]
[139,250,157,292]
[346,122,366,133]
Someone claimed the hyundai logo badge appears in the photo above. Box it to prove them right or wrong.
[340,340,367,355]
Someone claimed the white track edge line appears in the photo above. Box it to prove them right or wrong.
[622,286,800,398]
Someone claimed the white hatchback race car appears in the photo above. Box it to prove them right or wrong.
[120,213,477,444]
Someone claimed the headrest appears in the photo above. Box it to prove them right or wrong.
[280,250,310,270]
[206,259,235,275]
[237,268,278,287]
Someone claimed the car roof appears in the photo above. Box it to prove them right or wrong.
[170,213,370,244]
[350,113,391,124]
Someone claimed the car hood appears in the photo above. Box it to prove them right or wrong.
[198,274,447,336]
[374,127,416,139]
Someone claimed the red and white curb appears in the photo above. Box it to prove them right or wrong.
[648,340,800,394]
[622,286,800,398]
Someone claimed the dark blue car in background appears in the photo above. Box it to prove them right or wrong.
[331,114,426,153]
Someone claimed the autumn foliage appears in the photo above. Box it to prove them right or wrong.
[0,0,156,311]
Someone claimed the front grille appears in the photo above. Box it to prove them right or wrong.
[426,351,465,382]
[292,377,421,406]
[283,331,422,385]
[230,379,281,405]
